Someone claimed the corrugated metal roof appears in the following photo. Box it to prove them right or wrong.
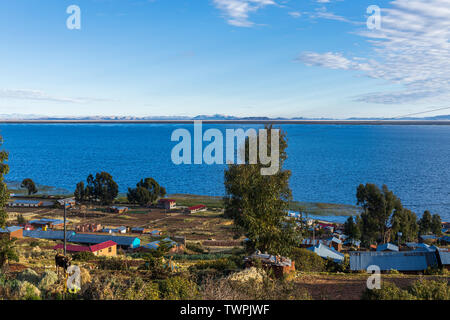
[344,239,361,247]
[307,243,345,263]
[377,243,399,252]
[0,226,23,233]
[440,236,450,243]
[68,233,140,248]
[437,249,450,265]
[420,235,437,240]
[23,230,75,240]
[327,237,342,244]
[350,251,438,271]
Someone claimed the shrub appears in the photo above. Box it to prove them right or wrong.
[409,279,449,300]
[186,242,208,254]
[158,276,199,300]
[290,248,326,272]
[362,281,416,300]
[97,257,129,270]
[73,251,96,261]
[190,257,238,273]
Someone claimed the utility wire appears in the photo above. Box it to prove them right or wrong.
[391,106,450,119]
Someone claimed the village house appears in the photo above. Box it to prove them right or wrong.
[436,249,450,270]
[76,223,102,233]
[377,243,399,252]
[53,240,117,257]
[140,237,185,254]
[8,200,43,208]
[244,251,295,278]
[158,199,176,210]
[350,251,439,273]
[185,205,207,214]
[308,243,345,263]
[0,226,23,240]
[108,206,129,214]
[57,197,76,207]
[29,218,65,230]
[103,226,127,234]
[67,233,140,249]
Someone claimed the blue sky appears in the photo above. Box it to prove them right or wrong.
[0,0,448,118]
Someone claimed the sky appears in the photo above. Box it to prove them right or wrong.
[0,0,449,118]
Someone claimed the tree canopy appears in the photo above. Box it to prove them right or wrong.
[0,135,9,229]
[223,125,298,256]
[127,177,166,206]
[21,178,38,195]
[74,172,119,205]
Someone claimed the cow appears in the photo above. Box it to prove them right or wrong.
[55,253,72,277]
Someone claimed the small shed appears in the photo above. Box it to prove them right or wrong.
[436,249,450,270]
[158,199,176,210]
[53,240,117,257]
[377,243,399,252]
[8,200,43,207]
[307,243,345,263]
[185,205,207,214]
[244,251,295,278]
[0,226,23,240]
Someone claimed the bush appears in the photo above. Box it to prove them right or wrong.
[139,256,170,279]
[73,251,96,261]
[158,276,199,300]
[409,279,449,300]
[190,258,238,273]
[97,257,129,270]
[362,281,416,300]
[186,242,208,254]
[362,279,449,300]
[16,268,40,285]
[290,248,326,272]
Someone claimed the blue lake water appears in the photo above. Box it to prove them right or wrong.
[0,124,449,221]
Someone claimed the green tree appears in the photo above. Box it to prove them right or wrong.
[21,178,37,195]
[93,172,119,205]
[127,178,166,206]
[0,137,17,270]
[75,172,118,205]
[17,214,26,225]
[344,216,361,240]
[0,135,9,228]
[430,214,442,236]
[0,238,19,270]
[419,210,433,235]
[390,206,419,243]
[356,183,402,244]
[74,181,86,202]
[223,125,298,256]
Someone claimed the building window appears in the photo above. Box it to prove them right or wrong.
[108,247,112,253]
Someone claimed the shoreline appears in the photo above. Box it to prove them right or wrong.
[1,119,450,125]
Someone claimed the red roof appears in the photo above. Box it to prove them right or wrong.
[53,240,116,253]
[188,205,206,211]
[159,199,176,203]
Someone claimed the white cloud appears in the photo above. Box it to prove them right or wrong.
[213,0,276,27]
[0,89,111,104]
[299,0,450,104]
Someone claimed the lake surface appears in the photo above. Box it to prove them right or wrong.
[0,124,449,220]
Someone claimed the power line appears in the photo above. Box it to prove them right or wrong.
[391,106,450,119]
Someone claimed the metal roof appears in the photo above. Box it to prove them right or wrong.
[327,237,342,244]
[68,233,140,248]
[29,218,64,225]
[11,200,42,204]
[377,243,399,252]
[440,236,450,243]
[350,251,438,271]
[437,249,450,265]
[23,230,76,240]
[0,226,23,233]
[420,234,437,240]
[307,243,345,263]
[344,239,361,247]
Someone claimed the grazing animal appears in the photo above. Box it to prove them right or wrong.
[55,253,71,277]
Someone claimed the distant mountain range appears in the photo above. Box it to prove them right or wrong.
[0,113,449,121]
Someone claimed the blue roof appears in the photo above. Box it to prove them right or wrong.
[440,236,450,243]
[23,230,75,240]
[437,249,450,265]
[0,226,23,233]
[68,233,140,248]
[420,234,437,240]
[327,237,342,244]
[144,237,177,250]
[377,243,399,252]
[307,243,345,263]
[350,251,438,271]
[12,200,42,204]
[29,218,64,225]
[344,239,361,247]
